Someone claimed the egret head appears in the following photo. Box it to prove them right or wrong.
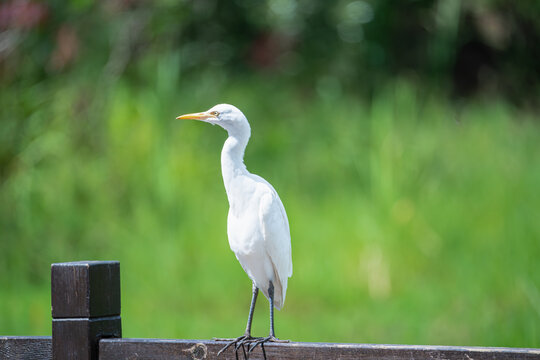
[176,104,250,136]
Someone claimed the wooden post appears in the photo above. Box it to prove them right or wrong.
[51,261,122,360]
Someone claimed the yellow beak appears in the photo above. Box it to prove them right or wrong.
[176,112,216,121]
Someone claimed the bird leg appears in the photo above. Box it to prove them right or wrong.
[247,281,289,355]
[216,283,262,358]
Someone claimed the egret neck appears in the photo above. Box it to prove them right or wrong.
[220,121,251,205]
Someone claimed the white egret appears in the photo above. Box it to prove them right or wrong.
[176,104,293,356]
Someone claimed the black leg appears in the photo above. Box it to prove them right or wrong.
[247,281,289,355]
[245,282,259,336]
[268,281,275,337]
[216,282,260,358]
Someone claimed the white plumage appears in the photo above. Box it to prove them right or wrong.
[227,173,292,309]
[177,104,292,350]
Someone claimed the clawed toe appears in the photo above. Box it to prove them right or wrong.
[218,335,287,359]
[217,335,265,359]
[217,335,247,357]
[247,335,288,354]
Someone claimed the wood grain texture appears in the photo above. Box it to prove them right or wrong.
[2,337,539,360]
[99,338,540,360]
[0,336,52,360]
[51,261,120,318]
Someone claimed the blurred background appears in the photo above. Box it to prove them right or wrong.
[1,0,539,348]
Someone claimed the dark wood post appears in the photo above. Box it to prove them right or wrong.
[51,261,122,360]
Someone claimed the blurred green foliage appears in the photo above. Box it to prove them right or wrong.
[1,0,539,349]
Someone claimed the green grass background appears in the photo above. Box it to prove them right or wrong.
[1,71,539,347]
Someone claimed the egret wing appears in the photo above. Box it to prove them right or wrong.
[258,183,292,309]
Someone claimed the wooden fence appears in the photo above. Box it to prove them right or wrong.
[1,261,539,360]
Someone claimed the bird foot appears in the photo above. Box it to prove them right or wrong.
[247,335,289,356]
[216,334,262,359]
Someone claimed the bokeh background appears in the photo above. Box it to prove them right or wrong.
[1,0,539,348]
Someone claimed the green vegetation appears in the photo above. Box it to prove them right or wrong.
[1,73,539,347]
[1,0,539,349]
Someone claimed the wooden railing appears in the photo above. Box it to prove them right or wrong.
[1,261,539,360]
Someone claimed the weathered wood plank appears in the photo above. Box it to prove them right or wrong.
[99,338,540,360]
[0,336,52,360]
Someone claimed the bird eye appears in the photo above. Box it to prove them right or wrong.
[210,111,219,116]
